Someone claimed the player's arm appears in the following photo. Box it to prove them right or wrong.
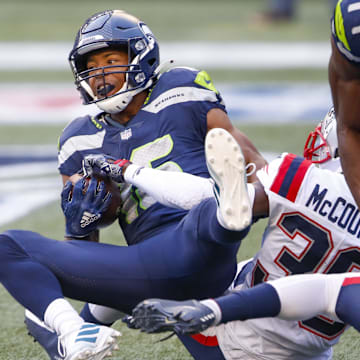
[329,36,360,209]
[85,155,270,218]
[206,108,267,182]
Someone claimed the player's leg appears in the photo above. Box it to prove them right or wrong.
[335,275,360,331]
[0,231,120,360]
[25,304,124,360]
[1,224,244,309]
[2,226,232,359]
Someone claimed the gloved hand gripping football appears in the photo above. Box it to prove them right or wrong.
[83,154,130,183]
[61,176,113,238]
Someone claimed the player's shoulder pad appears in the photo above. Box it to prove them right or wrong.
[58,113,105,151]
[257,153,313,202]
[155,66,219,94]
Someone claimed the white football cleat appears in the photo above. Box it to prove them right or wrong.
[59,323,121,360]
[205,128,252,231]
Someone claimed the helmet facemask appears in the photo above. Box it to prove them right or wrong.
[303,108,342,173]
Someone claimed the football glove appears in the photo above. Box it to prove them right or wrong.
[61,177,112,238]
[123,298,217,335]
[83,154,131,183]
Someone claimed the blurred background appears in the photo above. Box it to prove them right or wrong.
[2,1,359,359]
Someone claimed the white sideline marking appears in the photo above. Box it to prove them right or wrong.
[0,82,331,124]
[0,150,277,227]
[0,42,330,70]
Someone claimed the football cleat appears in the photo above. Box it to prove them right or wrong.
[25,310,121,360]
[25,309,63,360]
[123,299,216,335]
[58,323,121,360]
[205,128,252,231]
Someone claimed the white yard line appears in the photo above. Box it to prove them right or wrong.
[0,148,277,227]
[0,42,330,70]
[0,82,331,124]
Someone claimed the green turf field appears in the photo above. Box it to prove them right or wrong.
[1,0,359,359]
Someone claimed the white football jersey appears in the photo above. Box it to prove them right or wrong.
[215,153,360,360]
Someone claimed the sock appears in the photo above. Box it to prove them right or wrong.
[215,283,281,324]
[44,298,84,336]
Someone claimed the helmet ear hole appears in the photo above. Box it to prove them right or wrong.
[148,58,156,66]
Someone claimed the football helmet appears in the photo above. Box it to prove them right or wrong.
[69,10,160,113]
[303,107,341,173]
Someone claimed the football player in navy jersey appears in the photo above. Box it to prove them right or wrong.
[0,10,266,360]
[329,0,360,213]
[59,9,264,246]
[56,8,264,358]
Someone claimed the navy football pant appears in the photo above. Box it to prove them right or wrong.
[0,198,248,319]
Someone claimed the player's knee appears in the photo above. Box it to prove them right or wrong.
[0,231,27,262]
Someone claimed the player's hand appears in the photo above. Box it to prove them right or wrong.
[83,154,131,183]
[61,177,112,238]
[123,298,217,335]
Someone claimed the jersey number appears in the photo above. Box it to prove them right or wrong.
[253,212,360,340]
[122,134,182,224]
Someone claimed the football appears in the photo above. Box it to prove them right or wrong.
[69,173,122,228]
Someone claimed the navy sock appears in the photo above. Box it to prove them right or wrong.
[216,283,281,324]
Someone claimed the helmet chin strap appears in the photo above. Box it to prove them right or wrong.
[154,59,176,77]
[96,77,154,114]
[89,59,176,114]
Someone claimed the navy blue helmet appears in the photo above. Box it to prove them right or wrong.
[69,10,160,113]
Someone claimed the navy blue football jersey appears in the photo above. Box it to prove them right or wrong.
[58,67,226,245]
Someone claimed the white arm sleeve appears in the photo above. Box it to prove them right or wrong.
[124,164,214,210]
[268,273,350,322]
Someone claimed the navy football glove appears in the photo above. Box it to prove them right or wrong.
[61,177,112,238]
[123,298,217,335]
[83,154,131,183]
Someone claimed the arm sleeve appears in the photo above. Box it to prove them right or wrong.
[124,164,214,210]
